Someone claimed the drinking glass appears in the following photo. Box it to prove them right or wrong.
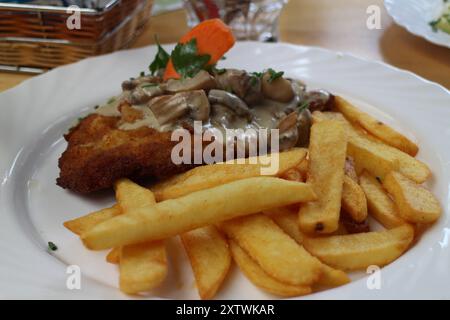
[183,0,288,42]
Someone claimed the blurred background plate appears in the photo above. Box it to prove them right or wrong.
[385,0,450,49]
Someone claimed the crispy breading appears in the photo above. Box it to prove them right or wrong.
[57,114,195,194]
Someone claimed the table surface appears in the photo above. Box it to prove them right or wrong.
[1,0,449,93]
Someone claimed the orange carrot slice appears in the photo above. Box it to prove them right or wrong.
[163,19,235,80]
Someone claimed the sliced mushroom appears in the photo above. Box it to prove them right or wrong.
[276,108,312,150]
[165,70,216,93]
[208,89,252,118]
[127,85,164,105]
[122,75,160,91]
[261,72,295,103]
[149,90,210,125]
[215,69,263,106]
[304,90,335,113]
[297,108,312,147]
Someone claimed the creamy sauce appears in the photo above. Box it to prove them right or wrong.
[95,92,129,117]
[119,104,161,131]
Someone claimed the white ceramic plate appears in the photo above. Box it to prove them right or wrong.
[385,0,450,48]
[1,42,449,300]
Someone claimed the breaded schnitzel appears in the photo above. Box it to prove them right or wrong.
[57,113,195,194]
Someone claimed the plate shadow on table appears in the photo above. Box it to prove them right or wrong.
[379,23,450,90]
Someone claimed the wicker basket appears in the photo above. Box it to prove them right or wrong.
[0,0,154,72]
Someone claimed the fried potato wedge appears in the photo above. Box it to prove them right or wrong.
[264,207,304,244]
[106,247,120,264]
[119,240,167,294]
[115,178,156,211]
[313,111,430,183]
[82,177,317,250]
[64,205,121,235]
[383,171,441,224]
[303,224,414,270]
[299,120,347,234]
[341,175,368,223]
[316,264,351,288]
[222,214,322,286]
[152,148,307,201]
[115,179,168,295]
[181,226,231,300]
[334,96,418,156]
[359,171,406,228]
[345,157,358,182]
[229,240,311,297]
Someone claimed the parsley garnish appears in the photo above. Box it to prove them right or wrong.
[48,242,58,252]
[140,71,145,77]
[429,19,440,32]
[149,36,170,76]
[171,39,211,78]
[298,100,310,113]
[142,83,158,88]
[267,68,284,83]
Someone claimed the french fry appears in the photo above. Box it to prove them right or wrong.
[106,247,120,264]
[299,120,348,234]
[119,240,167,294]
[280,168,303,182]
[115,179,168,295]
[151,148,307,201]
[221,214,322,286]
[64,205,121,235]
[115,179,156,211]
[359,171,406,228]
[341,175,368,223]
[82,177,317,250]
[181,226,231,300]
[268,208,352,288]
[316,264,351,288]
[264,207,304,244]
[229,240,311,297]
[296,158,308,181]
[383,171,441,224]
[313,111,430,183]
[303,224,414,270]
[334,96,419,156]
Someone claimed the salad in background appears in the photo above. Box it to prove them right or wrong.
[429,0,450,34]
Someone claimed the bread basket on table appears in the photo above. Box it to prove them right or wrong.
[0,0,154,73]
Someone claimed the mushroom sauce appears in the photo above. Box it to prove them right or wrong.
[93,69,334,151]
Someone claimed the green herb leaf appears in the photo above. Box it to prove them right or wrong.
[149,36,170,76]
[297,100,310,113]
[267,68,284,83]
[171,39,211,78]
[140,71,145,77]
[48,242,58,252]
[141,83,158,88]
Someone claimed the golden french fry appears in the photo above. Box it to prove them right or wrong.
[280,168,303,182]
[106,247,120,264]
[115,179,168,295]
[341,175,368,223]
[299,120,348,234]
[303,224,414,270]
[119,240,167,294]
[181,226,231,300]
[64,205,121,235]
[82,177,317,250]
[221,214,322,286]
[264,207,304,244]
[316,264,351,288]
[334,96,419,156]
[115,178,156,211]
[359,171,406,229]
[313,111,430,183]
[383,171,441,224]
[151,148,307,201]
[229,240,311,297]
